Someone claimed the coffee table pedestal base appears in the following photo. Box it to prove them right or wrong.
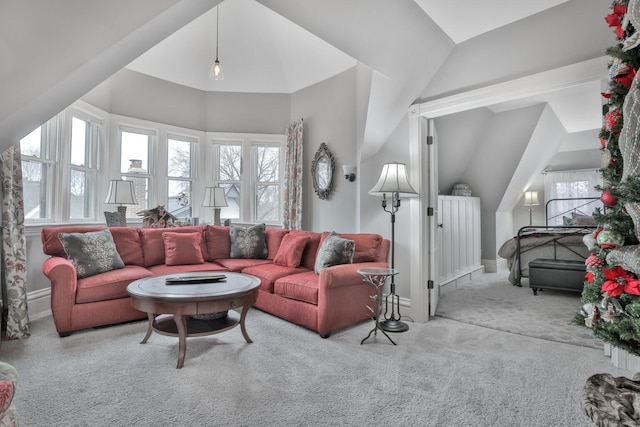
[141,306,252,369]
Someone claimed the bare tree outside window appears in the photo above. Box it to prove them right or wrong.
[255,146,279,221]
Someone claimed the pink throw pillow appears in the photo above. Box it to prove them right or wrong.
[162,232,205,266]
[273,234,309,268]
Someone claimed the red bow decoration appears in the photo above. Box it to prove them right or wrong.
[605,4,628,38]
[616,68,637,87]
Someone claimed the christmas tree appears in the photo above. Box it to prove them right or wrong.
[579,0,640,356]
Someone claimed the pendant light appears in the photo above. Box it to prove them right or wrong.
[210,4,224,80]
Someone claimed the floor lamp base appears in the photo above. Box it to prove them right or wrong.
[379,319,409,333]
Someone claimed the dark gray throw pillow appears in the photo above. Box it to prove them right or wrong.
[58,229,125,279]
[229,223,268,259]
[314,231,355,274]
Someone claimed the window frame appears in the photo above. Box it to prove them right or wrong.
[208,132,284,225]
[21,101,107,225]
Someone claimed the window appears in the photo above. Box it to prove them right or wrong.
[211,134,283,224]
[544,169,604,225]
[167,135,196,218]
[119,128,153,218]
[21,121,54,220]
[21,106,105,223]
[69,116,100,219]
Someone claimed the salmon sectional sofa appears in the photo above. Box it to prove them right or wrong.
[41,225,390,338]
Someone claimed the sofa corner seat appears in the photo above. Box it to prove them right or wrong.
[41,225,390,338]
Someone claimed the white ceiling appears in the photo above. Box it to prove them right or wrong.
[126,0,601,141]
[127,0,574,93]
[414,0,571,44]
[126,0,357,93]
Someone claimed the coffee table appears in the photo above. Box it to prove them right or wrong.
[127,272,261,368]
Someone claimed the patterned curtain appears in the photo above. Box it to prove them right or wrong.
[282,119,304,230]
[0,144,30,340]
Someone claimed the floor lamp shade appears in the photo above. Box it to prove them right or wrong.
[202,187,228,226]
[369,162,418,197]
[368,162,418,333]
[104,180,137,225]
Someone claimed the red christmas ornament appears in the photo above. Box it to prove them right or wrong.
[601,189,619,207]
[604,108,622,132]
[616,68,638,87]
[585,253,605,268]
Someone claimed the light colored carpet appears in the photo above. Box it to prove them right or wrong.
[435,270,603,350]
[0,295,631,427]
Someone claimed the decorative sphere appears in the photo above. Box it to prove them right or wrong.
[596,229,624,249]
[600,189,618,207]
[583,232,597,250]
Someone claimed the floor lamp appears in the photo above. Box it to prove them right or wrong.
[202,186,228,226]
[104,180,138,226]
[523,191,539,226]
[369,162,418,333]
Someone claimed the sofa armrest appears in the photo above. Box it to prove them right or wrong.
[319,262,389,290]
[42,257,78,335]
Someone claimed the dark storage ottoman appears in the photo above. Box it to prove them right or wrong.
[528,258,586,296]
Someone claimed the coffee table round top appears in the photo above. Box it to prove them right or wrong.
[127,272,260,301]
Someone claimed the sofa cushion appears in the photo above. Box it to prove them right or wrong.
[146,262,228,276]
[58,229,125,279]
[314,232,355,274]
[139,226,208,266]
[321,232,383,263]
[242,263,308,293]
[215,258,272,272]
[274,271,320,305]
[162,231,205,266]
[75,265,154,304]
[230,223,268,259]
[288,230,322,270]
[273,234,309,267]
[265,228,289,259]
[42,225,104,256]
[108,227,145,266]
[204,225,231,260]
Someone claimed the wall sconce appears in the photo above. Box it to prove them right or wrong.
[343,165,356,182]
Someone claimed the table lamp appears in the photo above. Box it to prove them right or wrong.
[202,186,228,226]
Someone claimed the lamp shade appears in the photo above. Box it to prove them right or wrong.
[202,187,228,208]
[369,162,418,197]
[104,180,137,205]
[523,191,540,206]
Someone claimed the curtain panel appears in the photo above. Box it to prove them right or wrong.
[1,144,30,340]
[543,168,603,225]
[283,119,303,230]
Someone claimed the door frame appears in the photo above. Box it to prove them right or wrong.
[407,56,607,321]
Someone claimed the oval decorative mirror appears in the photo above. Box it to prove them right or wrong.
[312,143,334,200]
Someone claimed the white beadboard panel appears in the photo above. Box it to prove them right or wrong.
[436,196,481,286]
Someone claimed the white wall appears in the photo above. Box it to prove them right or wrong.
[360,117,413,298]
[290,68,358,233]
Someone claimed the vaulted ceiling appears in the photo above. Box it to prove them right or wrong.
[0,0,609,158]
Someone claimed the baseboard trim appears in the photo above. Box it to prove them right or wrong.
[27,288,52,320]
[482,258,506,274]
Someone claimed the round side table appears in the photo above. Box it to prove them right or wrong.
[357,267,399,345]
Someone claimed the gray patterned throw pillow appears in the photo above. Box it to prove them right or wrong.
[58,229,125,279]
[229,223,268,259]
[314,231,355,274]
